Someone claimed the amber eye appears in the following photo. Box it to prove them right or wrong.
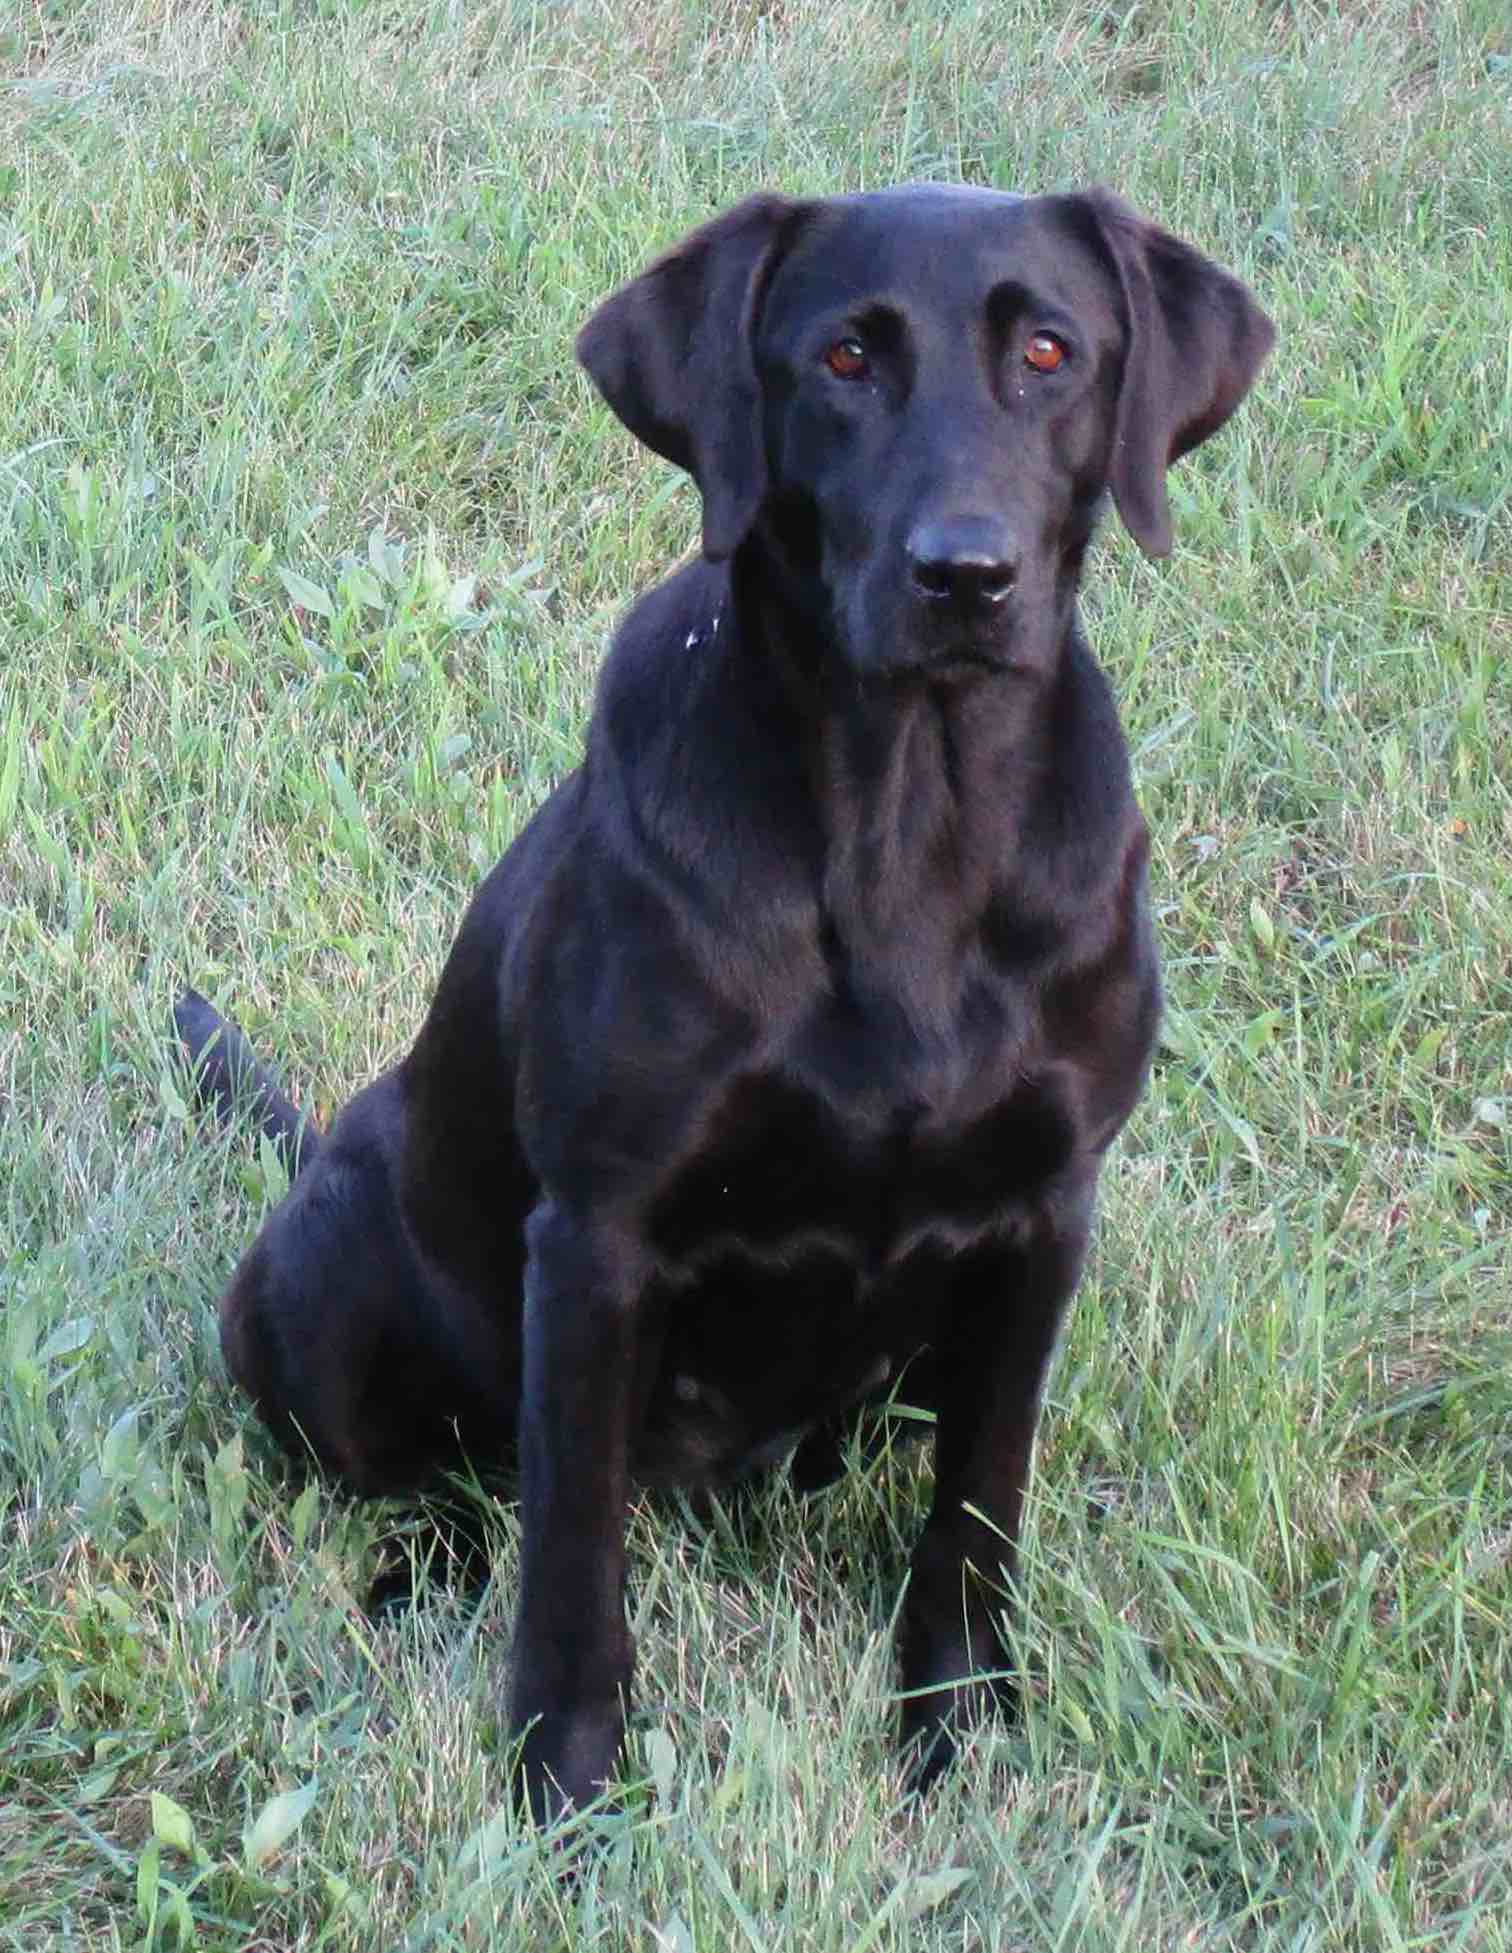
[825,337,870,380]
[1024,331,1068,374]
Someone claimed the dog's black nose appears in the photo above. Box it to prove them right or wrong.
[907,515,1019,607]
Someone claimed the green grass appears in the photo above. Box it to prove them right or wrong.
[3,0,1511,1943]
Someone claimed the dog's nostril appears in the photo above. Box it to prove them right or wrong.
[913,561,956,599]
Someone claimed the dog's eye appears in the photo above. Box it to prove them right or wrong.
[1024,332,1068,374]
[824,338,870,381]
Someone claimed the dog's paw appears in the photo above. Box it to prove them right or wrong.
[898,1660,1017,1795]
[512,1697,627,1825]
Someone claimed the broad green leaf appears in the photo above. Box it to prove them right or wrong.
[150,1791,197,1859]
[244,1779,319,1869]
[278,565,335,619]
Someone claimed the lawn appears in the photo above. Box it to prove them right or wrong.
[2,0,1511,1945]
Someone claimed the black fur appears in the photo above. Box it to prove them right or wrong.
[180,184,1272,1820]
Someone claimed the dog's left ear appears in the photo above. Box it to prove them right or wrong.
[1072,190,1275,557]
[577,194,812,562]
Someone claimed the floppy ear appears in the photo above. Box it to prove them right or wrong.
[576,193,812,562]
[1078,190,1275,557]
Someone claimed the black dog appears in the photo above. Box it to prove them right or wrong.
[180,184,1272,1820]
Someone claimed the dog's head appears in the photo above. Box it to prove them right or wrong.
[578,184,1273,679]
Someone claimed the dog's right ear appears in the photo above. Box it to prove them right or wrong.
[576,194,810,562]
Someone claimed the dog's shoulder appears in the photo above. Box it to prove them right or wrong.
[594,554,728,728]
[584,552,816,891]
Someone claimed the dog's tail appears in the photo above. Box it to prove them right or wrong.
[174,988,322,1176]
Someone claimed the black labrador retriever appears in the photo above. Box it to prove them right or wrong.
[179,184,1272,1821]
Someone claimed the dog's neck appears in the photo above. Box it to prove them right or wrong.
[724,540,1129,1006]
[809,668,1035,945]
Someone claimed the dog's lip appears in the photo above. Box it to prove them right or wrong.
[916,644,1016,678]
[866,644,1017,684]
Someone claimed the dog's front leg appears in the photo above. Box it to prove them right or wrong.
[510,1198,645,1822]
[898,1186,1095,1790]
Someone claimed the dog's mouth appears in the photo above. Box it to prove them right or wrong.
[891,572,1027,680]
[919,644,1016,678]
[870,640,1020,684]
[856,639,1022,687]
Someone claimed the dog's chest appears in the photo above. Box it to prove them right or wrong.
[635,1047,1079,1488]
[647,1036,1078,1269]
[633,977,1087,1487]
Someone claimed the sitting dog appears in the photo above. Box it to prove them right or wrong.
[180,183,1272,1820]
